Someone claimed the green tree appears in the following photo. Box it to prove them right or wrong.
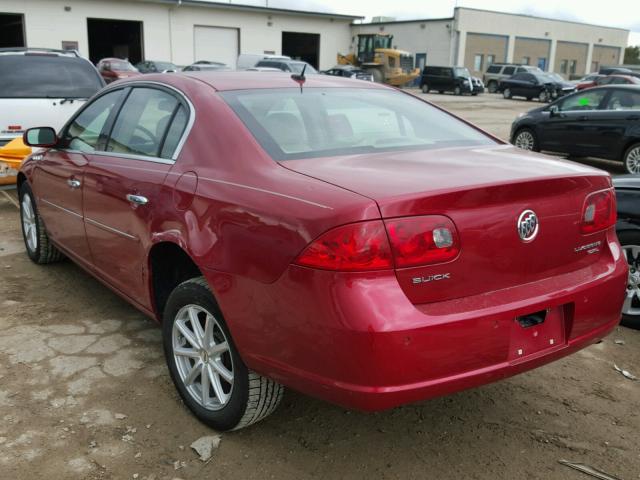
[624,46,640,65]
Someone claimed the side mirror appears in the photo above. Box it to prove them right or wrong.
[23,127,58,148]
[548,105,559,117]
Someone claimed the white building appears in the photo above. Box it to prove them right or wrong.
[0,0,360,69]
[353,7,630,78]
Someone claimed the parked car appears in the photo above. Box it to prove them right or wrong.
[237,53,291,70]
[483,63,542,93]
[499,71,576,102]
[576,73,604,90]
[182,61,230,72]
[135,60,179,73]
[597,75,640,87]
[19,72,626,431]
[245,67,283,72]
[510,86,640,173]
[613,175,640,329]
[255,59,317,74]
[322,65,374,81]
[96,58,141,84]
[419,66,475,95]
[0,47,104,147]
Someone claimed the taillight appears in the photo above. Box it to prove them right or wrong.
[295,220,392,271]
[386,216,460,268]
[580,189,616,234]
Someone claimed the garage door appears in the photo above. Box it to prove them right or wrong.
[194,26,239,68]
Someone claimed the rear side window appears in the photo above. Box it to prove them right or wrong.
[486,65,501,74]
[160,104,189,158]
[0,55,103,99]
[503,66,515,75]
[606,90,640,110]
[65,90,122,153]
[107,87,180,157]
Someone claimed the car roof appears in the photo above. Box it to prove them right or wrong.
[0,47,80,58]
[121,71,388,92]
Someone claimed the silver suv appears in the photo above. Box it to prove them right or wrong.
[483,64,542,93]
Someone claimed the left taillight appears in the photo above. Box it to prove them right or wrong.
[294,220,393,272]
[580,189,616,234]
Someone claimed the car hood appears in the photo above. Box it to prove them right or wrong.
[282,144,607,209]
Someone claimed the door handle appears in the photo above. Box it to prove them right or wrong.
[126,194,148,206]
[67,178,81,189]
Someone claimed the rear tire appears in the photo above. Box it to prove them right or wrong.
[368,68,383,83]
[623,142,640,175]
[487,81,498,93]
[619,231,640,329]
[454,86,462,96]
[421,83,429,93]
[18,183,64,264]
[503,88,512,99]
[163,277,283,431]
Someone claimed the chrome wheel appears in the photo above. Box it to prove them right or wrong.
[622,245,640,317]
[515,130,535,151]
[21,194,37,253]
[172,304,234,410]
[624,146,640,174]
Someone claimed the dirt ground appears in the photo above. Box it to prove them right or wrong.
[0,92,639,480]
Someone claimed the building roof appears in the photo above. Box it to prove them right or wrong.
[151,0,363,20]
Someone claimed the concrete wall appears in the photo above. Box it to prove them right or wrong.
[554,41,589,77]
[351,20,454,67]
[0,0,354,69]
[463,33,508,75]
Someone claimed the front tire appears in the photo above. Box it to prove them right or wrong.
[454,86,462,96]
[18,183,64,264]
[538,90,549,103]
[503,88,512,99]
[421,83,429,93]
[619,231,640,329]
[163,277,283,430]
[487,81,498,93]
[513,128,539,152]
[623,143,640,175]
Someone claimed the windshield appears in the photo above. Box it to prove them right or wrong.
[454,67,471,77]
[221,88,494,161]
[534,73,559,83]
[0,55,104,99]
[109,60,137,71]
[290,62,318,74]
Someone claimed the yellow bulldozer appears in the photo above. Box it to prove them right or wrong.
[338,33,420,86]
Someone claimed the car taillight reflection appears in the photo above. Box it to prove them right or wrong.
[580,189,616,234]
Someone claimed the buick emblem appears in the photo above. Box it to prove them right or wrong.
[517,210,539,242]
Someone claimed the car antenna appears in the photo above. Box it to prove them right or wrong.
[291,64,307,93]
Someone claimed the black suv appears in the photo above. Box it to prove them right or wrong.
[483,63,542,93]
[420,66,475,95]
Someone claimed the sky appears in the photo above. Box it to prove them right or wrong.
[234,0,640,46]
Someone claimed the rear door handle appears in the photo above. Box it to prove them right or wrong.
[67,178,81,189]
[126,194,148,206]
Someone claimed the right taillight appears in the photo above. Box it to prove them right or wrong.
[580,189,616,234]
[385,215,460,268]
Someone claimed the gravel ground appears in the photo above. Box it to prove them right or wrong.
[0,91,638,480]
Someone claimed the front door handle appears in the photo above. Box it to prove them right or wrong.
[126,194,148,206]
[67,178,81,189]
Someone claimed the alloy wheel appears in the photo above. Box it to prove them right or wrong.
[625,146,640,174]
[172,304,234,410]
[514,130,535,151]
[21,194,38,253]
[622,245,640,317]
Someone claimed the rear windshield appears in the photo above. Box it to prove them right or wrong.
[109,60,137,71]
[221,88,495,161]
[0,55,104,99]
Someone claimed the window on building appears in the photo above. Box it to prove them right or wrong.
[537,58,547,71]
[569,60,577,75]
[560,60,568,74]
[486,54,495,66]
[522,56,530,65]
[473,54,484,72]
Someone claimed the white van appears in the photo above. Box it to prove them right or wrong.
[236,54,291,70]
[0,48,105,147]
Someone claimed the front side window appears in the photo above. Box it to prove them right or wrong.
[64,90,123,153]
[221,88,495,161]
[557,90,607,112]
[107,87,181,158]
[503,66,515,75]
[605,90,640,110]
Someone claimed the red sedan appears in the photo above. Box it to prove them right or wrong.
[19,72,627,431]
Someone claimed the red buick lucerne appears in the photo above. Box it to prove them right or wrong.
[18,72,627,431]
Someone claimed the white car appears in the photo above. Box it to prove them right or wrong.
[0,48,104,147]
[236,53,291,70]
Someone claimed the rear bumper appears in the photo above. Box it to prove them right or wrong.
[207,233,627,411]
